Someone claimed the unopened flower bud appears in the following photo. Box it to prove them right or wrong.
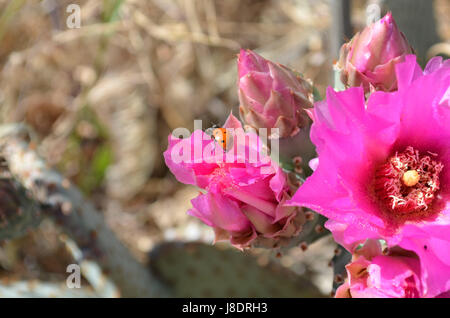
[238,49,314,138]
[337,12,413,93]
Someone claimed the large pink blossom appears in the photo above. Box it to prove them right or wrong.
[164,113,304,249]
[289,55,450,297]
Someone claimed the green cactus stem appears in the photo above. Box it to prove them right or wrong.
[149,241,324,297]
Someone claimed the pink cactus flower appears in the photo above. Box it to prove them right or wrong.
[289,55,450,297]
[337,12,413,93]
[164,113,304,249]
[238,49,314,139]
[336,240,450,298]
[335,240,425,298]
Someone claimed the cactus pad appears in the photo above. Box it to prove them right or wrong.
[149,241,323,297]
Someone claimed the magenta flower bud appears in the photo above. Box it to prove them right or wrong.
[337,12,413,92]
[237,49,314,139]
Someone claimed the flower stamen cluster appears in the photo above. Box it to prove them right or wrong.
[373,146,443,216]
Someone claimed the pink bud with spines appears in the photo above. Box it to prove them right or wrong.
[237,49,314,139]
[337,12,413,93]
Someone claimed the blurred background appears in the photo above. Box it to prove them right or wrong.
[0,0,448,297]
